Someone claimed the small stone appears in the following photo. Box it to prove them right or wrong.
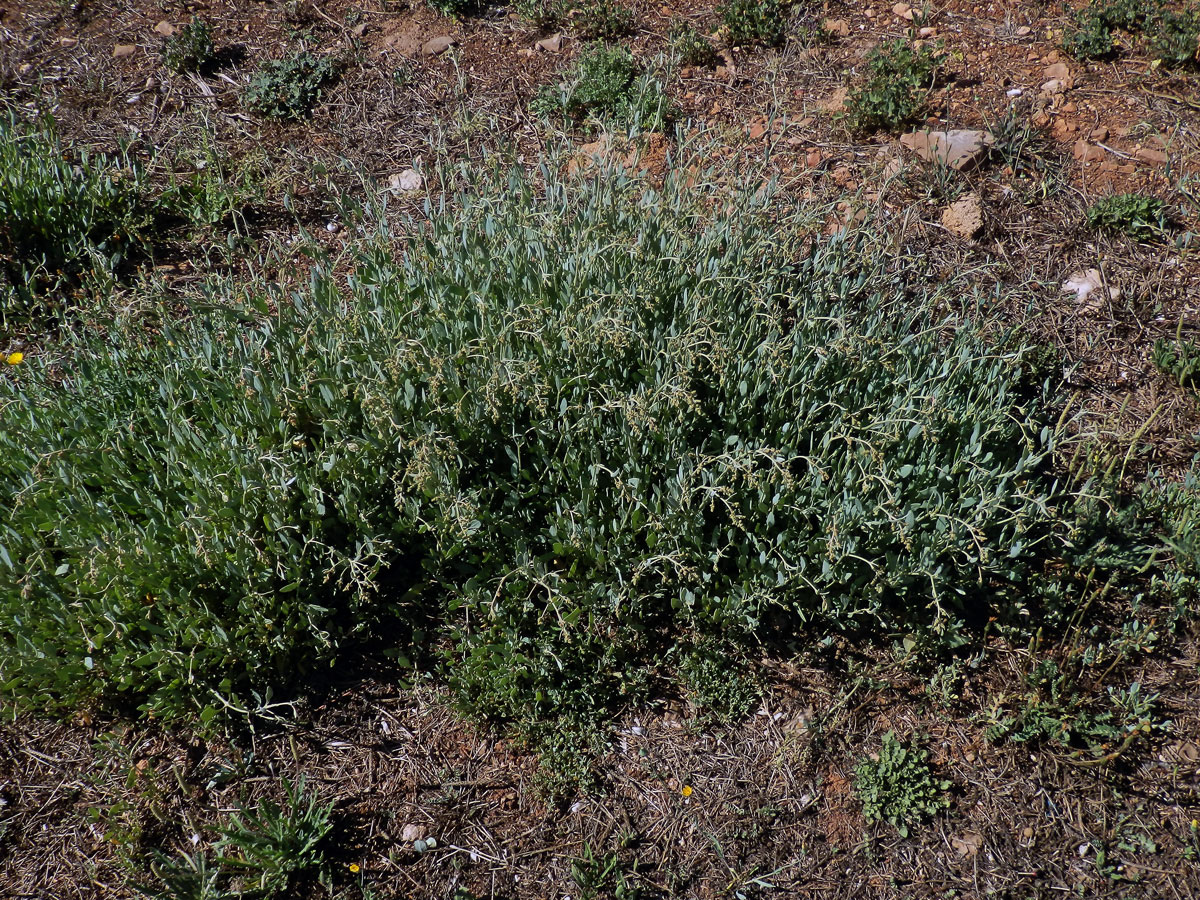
[113,43,137,58]
[805,148,822,167]
[59,36,78,46]
[823,18,851,37]
[1135,146,1168,166]
[941,192,983,239]
[899,129,994,171]
[400,823,427,843]
[892,2,914,19]
[388,169,423,193]
[517,47,535,58]
[536,33,563,52]
[919,26,937,37]
[1016,25,1032,35]
[421,35,456,56]
[1022,826,1035,839]
[1041,78,1069,95]
[1043,62,1071,81]
[1090,125,1108,141]
[154,20,176,36]
[1031,110,1051,127]
[1073,140,1106,163]
[748,119,767,141]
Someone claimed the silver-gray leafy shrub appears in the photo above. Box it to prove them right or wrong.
[0,166,1068,724]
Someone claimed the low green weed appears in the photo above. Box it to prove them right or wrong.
[137,777,332,899]
[718,0,786,47]
[572,0,634,39]
[669,21,719,66]
[243,52,337,119]
[1153,336,1200,389]
[854,732,950,836]
[161,18,217,73]
[571,844,641,900]
[844,38,944,133]
[1086,193,1169,239]
[1063,8,1117,59]
[531,46,671,130]
[427,0,475,17]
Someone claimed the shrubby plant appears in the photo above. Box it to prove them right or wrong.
[718,0,786,47]
[161,18,217,73]
[1085,192,1169,239]
[1,164,1077,727]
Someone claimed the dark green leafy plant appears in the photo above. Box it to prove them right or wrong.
[854,732,950,836]
[531,46,671,130]
[571,843,641,900]
[718,0,786,47]
[844,38,945,133]
[161,18,217,73]
[242,52,337,119]
[678,643,761,724]
[1148,8,1200,67]
[1063,8,1116,59]
[1085,193,1169,239]
[669,20,719,66]
[426,0,476,17]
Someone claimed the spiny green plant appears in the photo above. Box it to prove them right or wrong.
[530,46,670,130]
[718,0,786,47]
[1085,192,1169,239]
[161,18,217,73]
[844,38,945,133]
[854,731,950,836]
[215,777,333,893]
[242,51,337,119]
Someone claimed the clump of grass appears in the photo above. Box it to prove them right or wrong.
[855,732,950,836]
[242,51,337,119]
[1085,192,1169,239]
[843,38,944,133]
[160,17,217,73]
[530,45,671,130]
[718,0,786,47]
[0,113,156,327]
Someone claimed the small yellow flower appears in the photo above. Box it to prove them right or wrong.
[681,785,693,798]
[5,352,23,365]
[1192,819,1199,830]
[349,863,361,873]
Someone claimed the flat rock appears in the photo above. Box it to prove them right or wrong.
[1135,146,1168,166]
[822,18,850,37]
[113,43,136,58]
[941,193,983,239]
[1073,140,1106,163]
[899,129,993,170]
[388,169,423,193]
[400,823,427,843]
[421,35,456,56]
[1043,62,1072,80]
[536,33,563,52]
[153,20,175,36]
